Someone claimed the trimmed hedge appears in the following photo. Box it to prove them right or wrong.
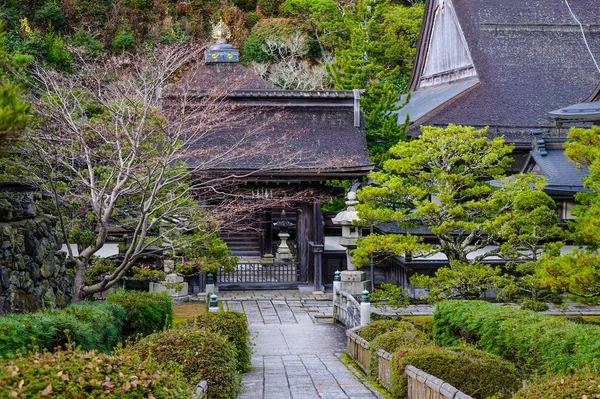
[0,347,192,398]
[185,311,251,373]
[368,323,431,378]
[63,301,126,351]
[0,301,125,358]
[134,327,240,399]
[513,375,600,399]
[358,319,407,342]
[433,300,600,374]
[107,289,173,338]
[391,346,521,399]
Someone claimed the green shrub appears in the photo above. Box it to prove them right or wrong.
[0,301,125,358]
[63,301,126,352]
[245,11,261,29]
[185,311,251,373]
[107,289,173,338]
[368,323,430,379]
[134,327,240,399]
[391,346,521,399]
[112,23,135,52]
[0,347,193,398]
[257,0,283,17]
[513,374,600,399]
[34,0,66,31]
[433,300,600,375]
[358,319,406,342]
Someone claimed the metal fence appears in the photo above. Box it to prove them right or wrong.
[215,262,300,285]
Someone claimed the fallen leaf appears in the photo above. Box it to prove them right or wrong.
[41,384,53,396]
[17,380,24,390]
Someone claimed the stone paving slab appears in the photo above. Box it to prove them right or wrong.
[238,323,383,399]
[223,291,382,399]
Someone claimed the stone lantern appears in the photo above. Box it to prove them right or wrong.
[273,210,294,261]
[331,191,370,295]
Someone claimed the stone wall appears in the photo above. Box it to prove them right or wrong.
[0,196,73,313]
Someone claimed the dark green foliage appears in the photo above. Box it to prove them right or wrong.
[513,375,600,399]
[358,319,407,342]
[433,300,600,375]
[63,301,126,352]
[233,0,257,12]
[69,27,104,55]
[390,346,521,399]
[107,289,173,338]
[134,327,241,399]
[0,347,193,398]
[185,311,251,373]
[245,11,261,29]
[112,23,135,52]
[0,301,126,358]
[368,323,430,379]
[34,0,66,31]
[0,83,29,148]
[257,0,283,17]
[8,31,73,71]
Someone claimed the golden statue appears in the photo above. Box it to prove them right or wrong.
[211,19,232,42]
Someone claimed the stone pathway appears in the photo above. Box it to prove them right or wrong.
[222,291,383,399]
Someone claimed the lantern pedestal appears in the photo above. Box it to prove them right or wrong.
[339,270,369,296]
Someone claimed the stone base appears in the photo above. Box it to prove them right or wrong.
[339,270,370,295]
[340,270,366,282]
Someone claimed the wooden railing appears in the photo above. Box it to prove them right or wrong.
[345,343,473,399]
[405,365,474,399]
[346,327,370,373]
[333,289,362,329]
[376,349,392,391]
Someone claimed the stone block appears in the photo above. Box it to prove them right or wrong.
[339,280,370,296]
[340,270,366,282]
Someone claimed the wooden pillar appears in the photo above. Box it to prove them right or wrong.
[262,210,273,255]
[312,199,324,291]
[297,203,312,283]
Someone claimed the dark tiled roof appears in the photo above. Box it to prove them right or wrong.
[184,108,373,175]
[171,62,276,93]
[165,63,373,176]
[528,149,590,193]
[405,0,600,144]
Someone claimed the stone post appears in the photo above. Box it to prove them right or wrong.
[206,272,216,294]
[208,294,219,312]
[360,289,371,326]
[333,270,341,305]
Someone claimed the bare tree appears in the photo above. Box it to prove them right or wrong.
[249,32,333,91]
[20,44,313,299]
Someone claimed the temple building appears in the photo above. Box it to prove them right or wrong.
[163,21,373,291]
[397,0,600,171]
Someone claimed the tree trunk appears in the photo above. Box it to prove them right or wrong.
[73,260,86,302]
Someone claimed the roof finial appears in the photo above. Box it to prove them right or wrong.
[211,19,232,43]
[206,19,239,63]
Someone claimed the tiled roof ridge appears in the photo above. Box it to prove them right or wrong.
[227,90,355,98]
